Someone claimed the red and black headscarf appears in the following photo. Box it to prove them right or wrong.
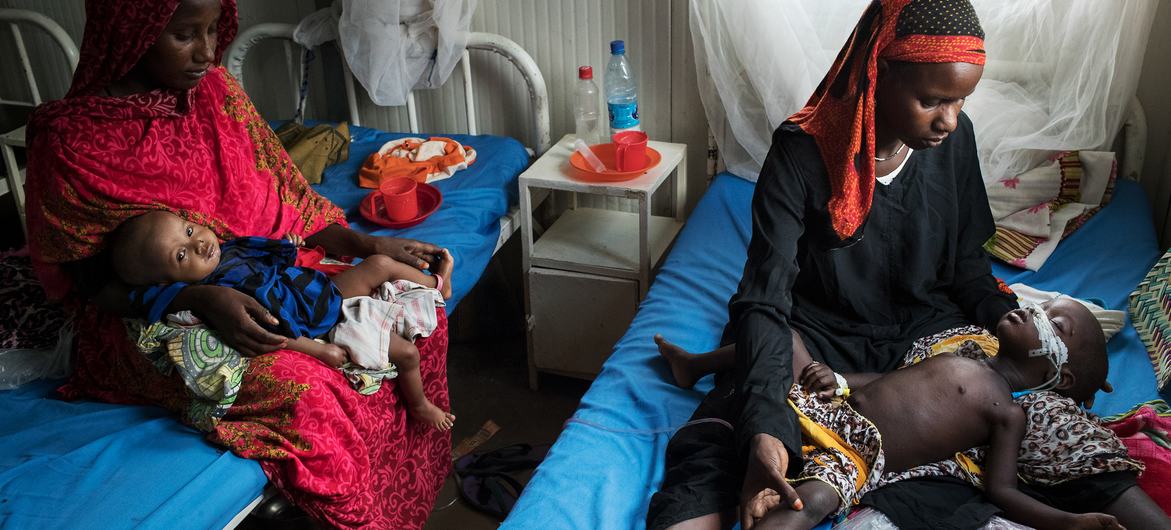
[66,0,238,97]
[790,0,986,240]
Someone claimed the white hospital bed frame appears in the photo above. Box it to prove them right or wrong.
[0,8,79,235]
[224,26,551,256]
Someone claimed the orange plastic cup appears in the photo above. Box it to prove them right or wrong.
[380,177,418,221]
[612,130,649,171]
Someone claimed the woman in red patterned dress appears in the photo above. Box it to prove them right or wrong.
[24,0,452,528]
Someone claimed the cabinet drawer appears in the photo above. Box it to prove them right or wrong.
[528,267,639,378]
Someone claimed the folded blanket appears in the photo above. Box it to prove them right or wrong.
[1102,400,1171,515]
[984,151,1116,271]
[1130,249,1171,393]
[359,136,477,187]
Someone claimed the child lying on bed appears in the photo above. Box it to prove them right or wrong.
[108,211,457,430]
[675,299,1136,529]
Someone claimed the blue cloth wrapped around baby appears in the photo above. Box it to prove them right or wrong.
[128,237,342,338]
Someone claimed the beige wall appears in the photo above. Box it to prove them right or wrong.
[1136,0,1171,247]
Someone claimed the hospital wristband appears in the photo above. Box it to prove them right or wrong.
[833,372,850,398]
[433,273,444,294]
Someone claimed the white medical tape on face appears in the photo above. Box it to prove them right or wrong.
[1021,302,1070,393]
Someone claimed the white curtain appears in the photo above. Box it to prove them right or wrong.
[690,0,1157,184]
[294,0,478,107]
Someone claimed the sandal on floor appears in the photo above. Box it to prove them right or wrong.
[454,443,551,477]
[457,471,524,519]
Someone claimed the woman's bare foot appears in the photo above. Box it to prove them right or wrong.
[435,248,454,299]
[655,334,700,388]
[412,400,456,431]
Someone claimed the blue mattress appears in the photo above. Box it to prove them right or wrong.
[502,172,1165,529]
[0,129,530,529]
[313,125,529,310]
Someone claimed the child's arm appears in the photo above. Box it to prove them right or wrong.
[795,360,881,399]
[984,403,1123,530]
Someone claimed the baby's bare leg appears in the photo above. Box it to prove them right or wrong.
[287,336,348,368]
[330,254,438,298]
[657,332,813,389]
[753,481,839,530]
[389,334,454,431]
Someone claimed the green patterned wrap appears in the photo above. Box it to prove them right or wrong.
[131,320,399,430]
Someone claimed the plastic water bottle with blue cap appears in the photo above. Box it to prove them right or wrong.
[605,39,640,138]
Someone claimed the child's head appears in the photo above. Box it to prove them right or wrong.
[108,210,221,285]
[995,297,1107,404]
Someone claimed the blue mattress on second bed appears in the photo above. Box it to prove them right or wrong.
[501,172,1165,529]
[0,129,530,529]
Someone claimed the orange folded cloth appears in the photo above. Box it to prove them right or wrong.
[358,137,477,188]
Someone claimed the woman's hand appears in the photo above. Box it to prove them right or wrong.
[183,285,288,356]
[304,224,443,270]
[369,236,443,270]
[740,433,802,529]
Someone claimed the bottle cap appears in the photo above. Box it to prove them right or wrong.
[610,40,625,55]
[578,66,593,80]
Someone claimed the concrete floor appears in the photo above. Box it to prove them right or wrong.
[423,335,589,529]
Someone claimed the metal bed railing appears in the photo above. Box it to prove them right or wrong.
[0,8,79,235]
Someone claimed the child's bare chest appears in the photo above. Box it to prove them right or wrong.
[850,356,1010,472]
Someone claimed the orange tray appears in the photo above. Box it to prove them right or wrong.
[569,143,662,183]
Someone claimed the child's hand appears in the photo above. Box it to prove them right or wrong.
[800,361,839,400]
[285,233,305,247]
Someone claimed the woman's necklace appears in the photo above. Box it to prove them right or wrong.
[874,142,906,162]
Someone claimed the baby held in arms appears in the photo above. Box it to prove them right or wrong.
[108,211,456,430]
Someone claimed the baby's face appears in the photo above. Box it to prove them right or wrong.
[996,298,1081,358]
[142,212,222,283]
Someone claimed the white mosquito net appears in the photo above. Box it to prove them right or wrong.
[295,0,478,107]
[689,0,1156,185]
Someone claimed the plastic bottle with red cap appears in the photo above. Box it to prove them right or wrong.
[574,65,602,145]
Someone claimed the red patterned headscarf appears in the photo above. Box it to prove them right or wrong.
[67,0,238,97]
[789,0,986,240]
